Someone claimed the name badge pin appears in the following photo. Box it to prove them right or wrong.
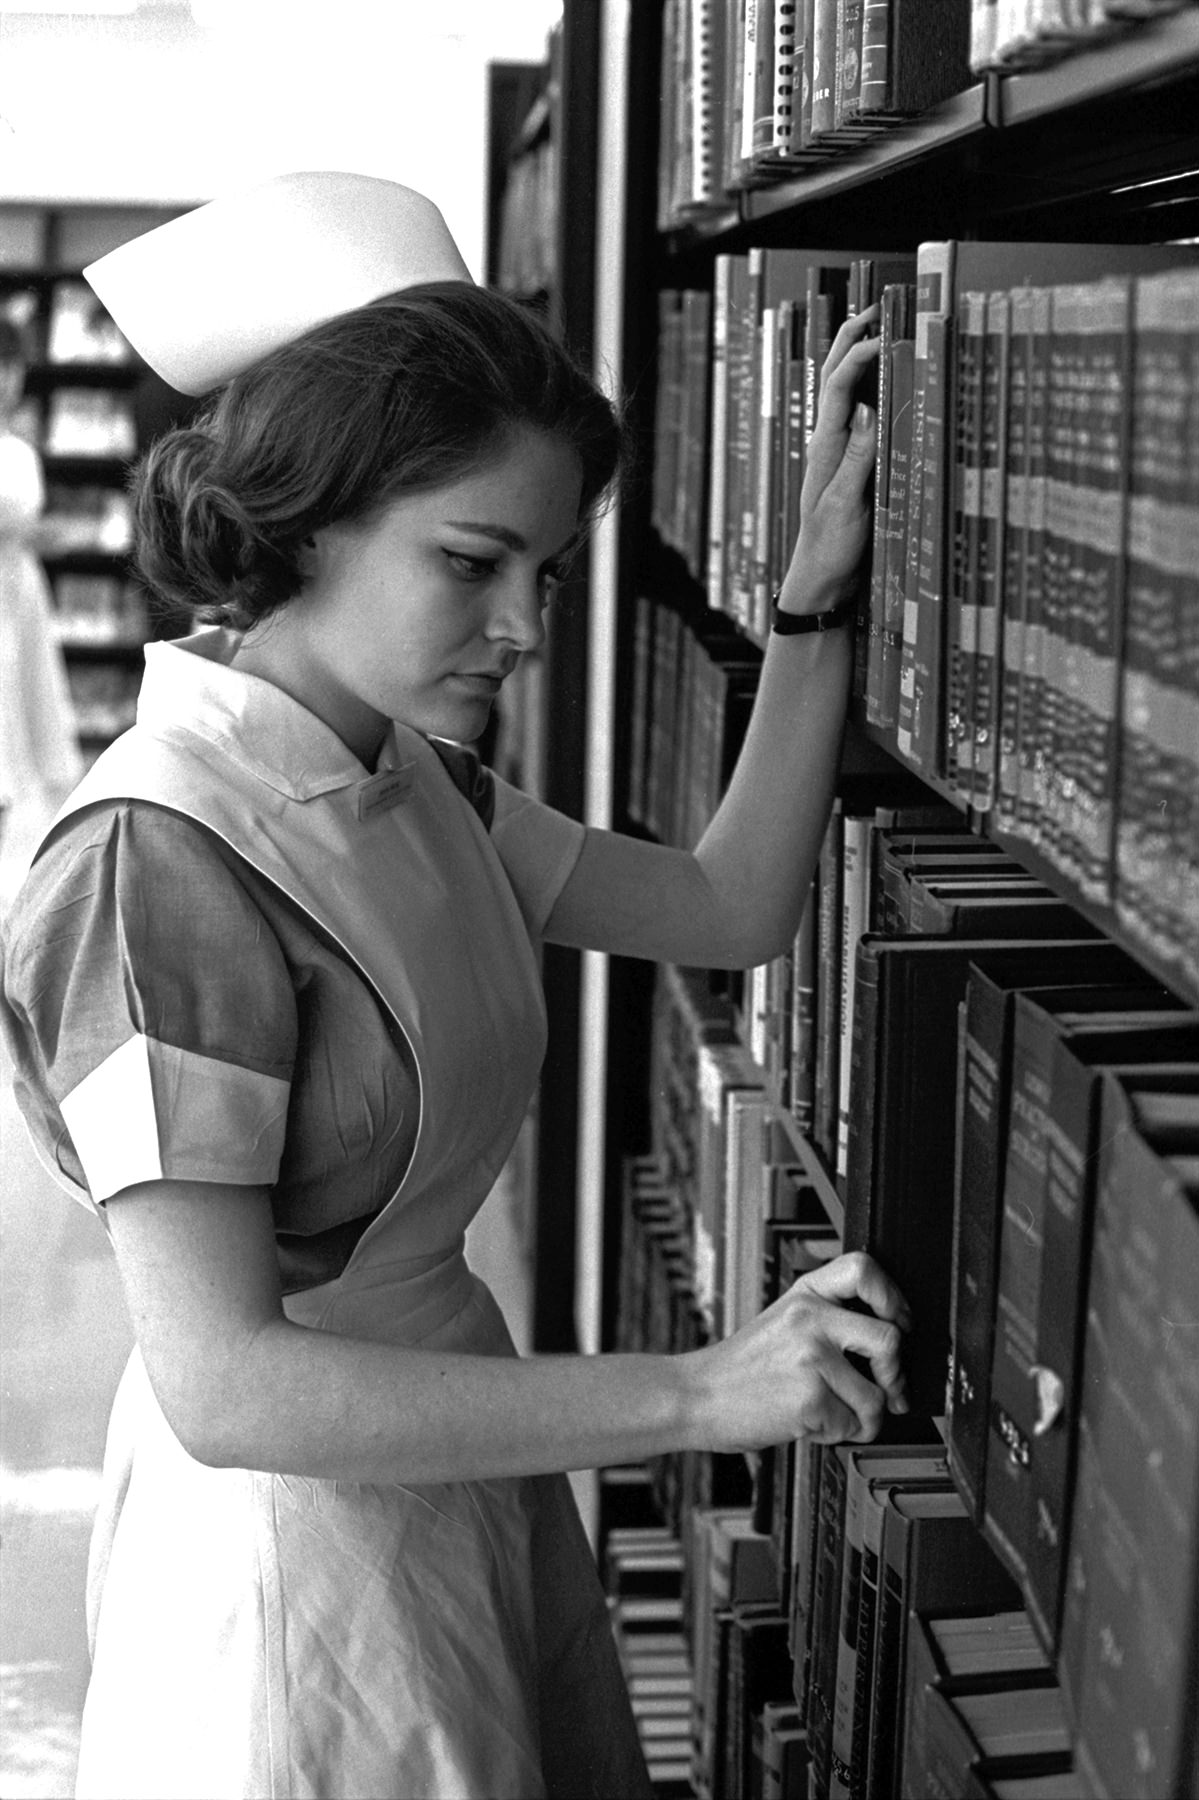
[356,763,416,822]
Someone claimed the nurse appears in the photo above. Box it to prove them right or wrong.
[1,173,908,1800]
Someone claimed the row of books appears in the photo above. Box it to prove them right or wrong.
[862,245,1199,993]
[494,135,557,298]
[657,0,976,228]
[41,278,131,366]
[971,0,1194,74]
[616,848,1199,1791]
[613,1157,1090,1797]
[50,574,149,648]
[627,594,759,850]
[650,238,1199,992]
[65,661,141,741]
[604,1517,695,1797]
[41,387,137,459]
[657,0,1193,228]
[43,485,133,556]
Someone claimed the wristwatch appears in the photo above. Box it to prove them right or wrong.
[770,590,858,635]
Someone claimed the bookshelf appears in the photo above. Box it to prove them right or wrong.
[487,11,607,1354]
[0,202,196,760]
[578,4,1199,1797]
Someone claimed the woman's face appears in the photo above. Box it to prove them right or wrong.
[244,428,584,759]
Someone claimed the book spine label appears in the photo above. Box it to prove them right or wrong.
[912,312,955,776]
[972,289,1010,813]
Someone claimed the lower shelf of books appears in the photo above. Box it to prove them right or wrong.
[604,907,1199,1797]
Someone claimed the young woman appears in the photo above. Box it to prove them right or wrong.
[1,173,908,1800]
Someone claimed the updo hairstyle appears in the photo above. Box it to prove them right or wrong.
[133,283,627,629]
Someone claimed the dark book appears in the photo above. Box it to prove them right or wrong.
[865,1488,1019,1800]
[844,937,1143,1415]
[898,241,957,772]
[725,1601,792,1800]
[860,0,972,117]
[994,286,1036,838]
[916,1684,1072,1797]
[865,287,915,733]
[972,288,1011,814]
[813,799,844,1168]
[1025,1056,1199,1658]
[902,1609,1057,1796]
[808,0,839,144]
[1059,1077,1199,1800]
[946,287,986,798]
[880,331,916,738]
[804,1441,848,1795]
[945,945,1156,1526]
[788,1441,824,1714]
[897,880,1093,942]
[1115,264,1199,995]
[982,1000,1194,1602]
[832,1444,950,1800]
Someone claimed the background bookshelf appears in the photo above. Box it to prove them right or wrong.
[570,3,1199,1796]
[1,203,196,762]
[486,9,608,1353]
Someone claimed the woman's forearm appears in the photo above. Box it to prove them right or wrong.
[693,619,852,965]
[196,1321,698,1482]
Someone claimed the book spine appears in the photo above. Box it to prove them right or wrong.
[1022,1041,1100,1655]
[770,0,802,159]
[806,1445,849,1796]
[912,310,955,777]
[865,289,898,726]
[707,256,734,608]
[809,0,839,141]
[881,330,916,741]
[828,1456,868,1799]
[836,0,866,127]
[1019,286,1053,850]
[995,286,1034,836]
[837,813,872,1181]
[859,0,890,113]
[813,799,844,1167]
[1060,1080,1199,1799]
[982,998,1054,1586]
[972,288,1011,814]
[791,884,818,1137]
[751,300,782,638]
[946,289,986,801]
[1074,289,1132,887]
[1116,268,1199,988]
[899,243,956,770]
[947,973,1008,1525]
[842,935,880,1252]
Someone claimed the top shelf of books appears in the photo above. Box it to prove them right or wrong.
[659,4,1199,245]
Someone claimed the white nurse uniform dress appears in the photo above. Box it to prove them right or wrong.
[0,627,652,1800]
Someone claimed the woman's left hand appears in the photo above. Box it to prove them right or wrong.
[780,307,880,609]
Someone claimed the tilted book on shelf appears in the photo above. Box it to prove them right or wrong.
[1057,1075,1199,1800]
[945,948,1160,1529]
[981,1001,1199,1632]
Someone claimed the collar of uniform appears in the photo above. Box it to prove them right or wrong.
[137,628,422,800]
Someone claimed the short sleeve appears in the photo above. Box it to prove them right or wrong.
[488,776,587,937]
[1,802,297,1204]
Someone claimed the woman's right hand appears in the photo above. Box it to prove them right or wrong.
[683,1250,912,1451]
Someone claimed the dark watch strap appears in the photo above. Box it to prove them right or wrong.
[770,590,858,635]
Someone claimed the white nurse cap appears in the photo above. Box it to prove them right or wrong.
[84,170,473,397]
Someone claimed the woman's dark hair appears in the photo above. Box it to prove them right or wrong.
[133,282,628,627]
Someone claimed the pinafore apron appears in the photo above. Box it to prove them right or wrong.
[37,638,650,1800]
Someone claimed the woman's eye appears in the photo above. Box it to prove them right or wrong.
[446,552,497,581]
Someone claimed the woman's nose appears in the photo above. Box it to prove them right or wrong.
[488,577,547,653]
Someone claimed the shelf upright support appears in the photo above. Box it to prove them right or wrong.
[575,0,633,1367]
